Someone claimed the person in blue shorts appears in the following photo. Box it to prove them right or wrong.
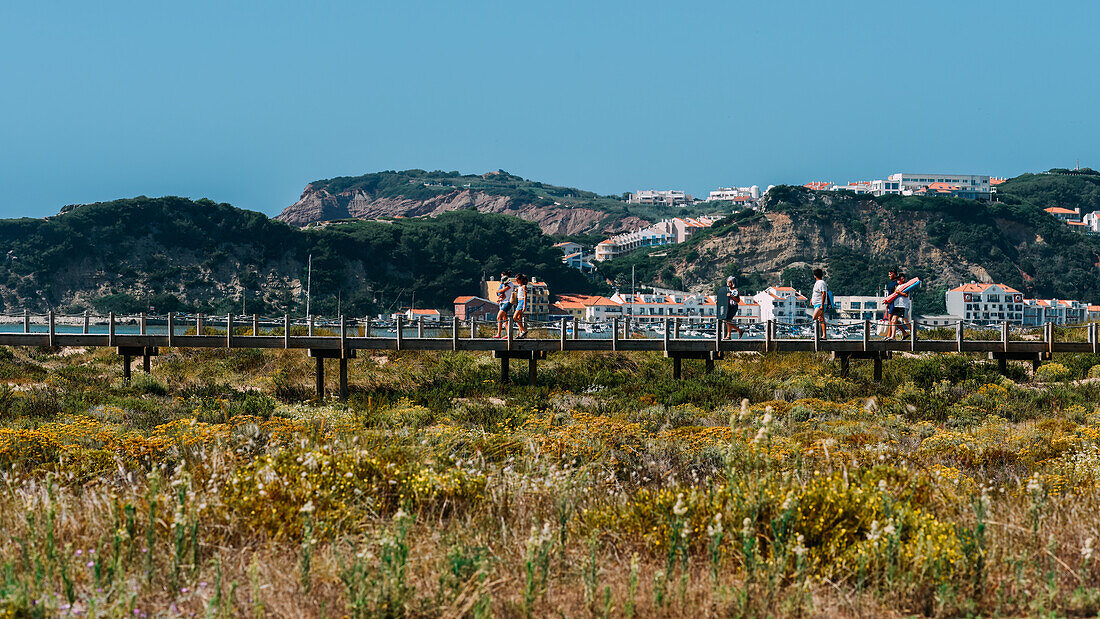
[512,273,529,339]
[493,270,515,339]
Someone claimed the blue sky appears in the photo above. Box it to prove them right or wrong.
[1,0,1097,218]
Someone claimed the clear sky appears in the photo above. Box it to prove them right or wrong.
[1,0,1097,218]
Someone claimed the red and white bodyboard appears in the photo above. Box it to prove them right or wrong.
[883,277,921,305]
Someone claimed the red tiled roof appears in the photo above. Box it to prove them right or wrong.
[1045,207,1079,215]
[410,309,440,315]
[454,296,477,303]
[951,283,1022,294]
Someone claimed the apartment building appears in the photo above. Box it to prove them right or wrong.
[595,216,719,261]
[554,294,625,322]
[945,283,1024,324]
[707,186,761,201]
[627,190,693,206]
[562,252,596,273]
[833,295,886,321]
[453,296,498,321]
[887,173,992,201]
[752,287,810,322]
[552,241,583,255]
[610,292,720,323]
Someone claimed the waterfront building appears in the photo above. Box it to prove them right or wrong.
[945,283,1024,324]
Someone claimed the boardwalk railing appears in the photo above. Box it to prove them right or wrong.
[1,311,1096,395]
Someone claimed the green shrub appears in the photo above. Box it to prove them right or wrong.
[1035,362,1074,382]
[131,373,168,396]
[1088,364,1100,379]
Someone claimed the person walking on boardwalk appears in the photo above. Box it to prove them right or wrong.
[723,276,744,338]
[810,267,828,340]
[884,268,900,339]
[892,272,912,339]
[512,274,530,339]
[493,270,515,339]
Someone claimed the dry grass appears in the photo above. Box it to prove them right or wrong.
[1,346,1100,616]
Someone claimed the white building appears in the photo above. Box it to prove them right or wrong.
[832,181,875,195]
[752,287,810,323]
[553,241,583,256]
[1083,211,1100,233]
[707,186,761,201]
[610,292,720,323]
[627,190,693,206]
[833,295,886,321]
[595,216,720,261]
[555,294,623,322]
[945,283,1023,324]
[562,251,595,273]
[881,173,992,201]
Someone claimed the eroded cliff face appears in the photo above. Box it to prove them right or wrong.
[664,191,1033,295]
[277,184,647,235]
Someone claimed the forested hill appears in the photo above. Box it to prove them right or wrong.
[0,197,595,315]
[275,169,721,236]
[598,180,1100,313]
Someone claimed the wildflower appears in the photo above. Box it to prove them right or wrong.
[742,517,753,539]
[672,493,688,517]
[739,398,750,422]
[1084,537,1095,562]
[299,500,315,514]
[706,513,723,538]
[878,480,887,493]
[867,520,881,543]
[793,533,807,557]
[883,523,896,537]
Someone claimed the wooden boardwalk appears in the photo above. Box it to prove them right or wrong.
[3,311,1096,397]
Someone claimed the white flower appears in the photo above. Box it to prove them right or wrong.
[742,517,753,539]
[878,480,887,493]
[707,513,723,538]
[792,533,807,557]
[1083,537,1095,562]
[672,493,688,517]
[867,520,881,542]
[299,500,315,514]
[739,399,750,422]
[883,523,896,537]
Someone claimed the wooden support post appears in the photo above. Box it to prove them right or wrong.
[83,310,90,335]
[452,316,459,351]
[997,355,1007,376]
[873,356,883,382]
[197,314,203,336]
[715,317,721,351]
[500,356,509,384]
[339,357,348,401]
[167,312,175,347]
[862,319,870,351]
[704,357,714,374]
[122,353,131,380]
[612,317,619,351]
[140,312,146,335]
[672,356,682,380]
[572,318,579,339]
[673,317,680,339]
[23,308,28,333]
[143,351,151,373]
[418,317,424,339]
[839,354,850,378]
[1002,321,1009,353]
[108,312,115,346]
[340,315,347,357]
[284,314,290,348]
[315,355,324,399]
[48,310,55,347]
[396,316,404,350]
[624,315,630,340]
[226,314,233,348]
[253,314,259,336]
[956,321,963,352]
[663,318,670,353]
[560,318,566,351]
[765,319,773,353]
[910,318,917,351]
[528,356,537,386]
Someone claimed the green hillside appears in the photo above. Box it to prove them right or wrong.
[0,197,595,315]
[599,179,1100,313]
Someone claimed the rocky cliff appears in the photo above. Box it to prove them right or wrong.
[277,183,646,235]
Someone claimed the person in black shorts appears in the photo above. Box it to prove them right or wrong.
[724,276,744,338]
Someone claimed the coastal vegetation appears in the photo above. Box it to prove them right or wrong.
[2,345,1100,615]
